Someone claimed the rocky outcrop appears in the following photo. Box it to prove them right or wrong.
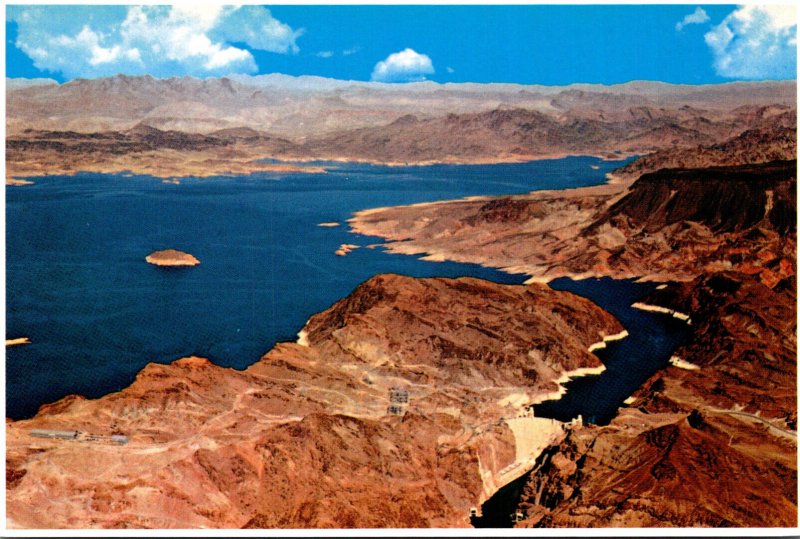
[637,271,796,420]
[514,271,796,527]
[6,275,622,529]
[145,249,200,267]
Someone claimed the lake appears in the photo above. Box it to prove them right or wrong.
[5,156,685,421]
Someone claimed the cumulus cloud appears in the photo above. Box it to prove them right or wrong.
[704,5,796,79]
[676,7,710,31]
[8,5,302,79]
[371,48,434,82]
[316,51,334,59]
[214,6,302,54]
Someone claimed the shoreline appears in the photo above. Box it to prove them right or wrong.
[346,156,743,286]
[5,161,328,184]
[6,151,631,185]
[631,302,692,324]
[258,151,636,169]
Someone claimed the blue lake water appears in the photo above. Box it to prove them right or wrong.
[5,156,687,421]
[540,277,691,425]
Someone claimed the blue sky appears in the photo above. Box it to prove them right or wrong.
[5,5,797,84]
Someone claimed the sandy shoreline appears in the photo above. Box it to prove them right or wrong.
[6,150,630,186]
[265,151,634,169]
[632,302,692,324]
[5,160,328,184]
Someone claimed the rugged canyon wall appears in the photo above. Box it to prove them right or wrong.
[516,271,796,527]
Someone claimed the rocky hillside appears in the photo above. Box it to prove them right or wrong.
[6,275,622,529]
[600,160,796,234]
[515,271,796,527]
[5,124,314,181]
[295,104,793,164]
[614,107,797,180]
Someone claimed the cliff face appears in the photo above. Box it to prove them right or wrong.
[639,271,796,421]
[601,160,796,234]
[515,271,797,527]
[6,275,622,529]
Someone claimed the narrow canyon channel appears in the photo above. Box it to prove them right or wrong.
[473,277,692,527]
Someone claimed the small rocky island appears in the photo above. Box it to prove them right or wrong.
[145,249,200,267]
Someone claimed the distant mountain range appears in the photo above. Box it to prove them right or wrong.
[6,75,796,173]
[7,74,796,140]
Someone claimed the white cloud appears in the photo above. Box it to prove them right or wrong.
[446,66,455,74]
[371,48,435,82]
[214,6,303,54]
[342,47,361,56]
[705,5,797,79]
[316,51,334,59]
[9,5,302,79]
[676,7,710,31]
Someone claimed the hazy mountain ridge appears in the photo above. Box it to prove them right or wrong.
[7,76,796,180]
[7,75,796,139]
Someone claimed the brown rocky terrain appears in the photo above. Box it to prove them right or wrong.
[291,104,792,164]
[6,275,623,528]
[614,108,797,180]
[351,155,796,285]
[515,271,796,527]
[346,121,796,527]
[5,125,323,183]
